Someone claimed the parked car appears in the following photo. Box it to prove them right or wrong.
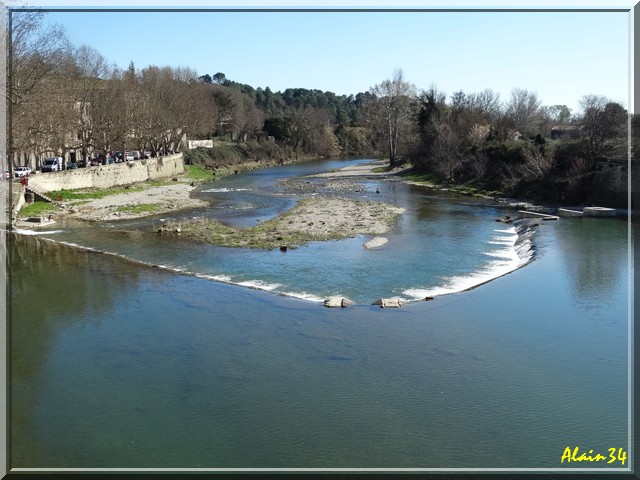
[41,157,63,172]
[113,150,135,161]
[4,169,10,180]
[14,166,32,178]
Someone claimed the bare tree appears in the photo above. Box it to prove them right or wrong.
[543,104,572,125]
[431,120,463,183]
[8,10,71,167]
[468,123,491,147]
[90,68,126,159]
[297,107,339,157]
[368,69,417,167]
[64,45,117,161]
[520,143,555,180]
[470,89,502,123]
[579,95,627,159]
[8,10,70,108]
[505,89,542,137]
[227,89,263,141]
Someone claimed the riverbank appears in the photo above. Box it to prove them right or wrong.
[49,183,209,222]
[20,155,341,224]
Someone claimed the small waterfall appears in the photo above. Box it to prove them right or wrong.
[403,218,539,301]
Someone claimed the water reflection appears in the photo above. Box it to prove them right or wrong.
[10,234,145,466]
[554,217,629,311]
[11,235,137,370]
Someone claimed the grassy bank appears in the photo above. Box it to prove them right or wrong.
[49,185,148,201]
[401,171,505,199]
[18,201,58,218]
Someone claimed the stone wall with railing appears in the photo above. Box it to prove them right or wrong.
[27,154,184,193]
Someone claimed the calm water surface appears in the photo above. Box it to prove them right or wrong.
[9,158,631,470]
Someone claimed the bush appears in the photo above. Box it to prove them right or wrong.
[182,147,212,166]
[183,141,290,169]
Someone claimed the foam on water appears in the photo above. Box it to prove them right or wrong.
[193,273,233,283]
[201,188,251,193]
[236,279,282,291]
[489,236,517,245]
[279,291,325,303]
[12,228,64,236]
[403,224,535,301]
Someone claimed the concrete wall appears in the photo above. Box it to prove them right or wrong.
[11,186,26,221]
[28,154,185,193]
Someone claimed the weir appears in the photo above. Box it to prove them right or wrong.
[516,210,559,220]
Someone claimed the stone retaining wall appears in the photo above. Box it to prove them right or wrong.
[11,186,26,221]
[27,154,185,193]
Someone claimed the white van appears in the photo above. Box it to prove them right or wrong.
[41,157,63,172]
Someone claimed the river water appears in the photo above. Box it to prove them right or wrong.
[9,158,631,471]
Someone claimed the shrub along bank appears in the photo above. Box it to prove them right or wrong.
[183,141,302,173]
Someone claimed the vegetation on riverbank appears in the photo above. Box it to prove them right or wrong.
[49,186,148,201]
[116,203,160,214]
[402,171,504,199]
[182,142,323,181]
[18,202,58,218]
[184,164,217,183]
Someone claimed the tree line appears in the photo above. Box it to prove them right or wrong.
[8,12,631,203]
[367,70,629,203]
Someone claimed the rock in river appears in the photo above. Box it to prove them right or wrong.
[364,237,389,249]
[324,296,355,308]
[372,297,403,308]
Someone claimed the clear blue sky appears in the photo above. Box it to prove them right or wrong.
[31,5,631,114]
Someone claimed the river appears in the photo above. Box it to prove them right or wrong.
[9,158,631,471]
